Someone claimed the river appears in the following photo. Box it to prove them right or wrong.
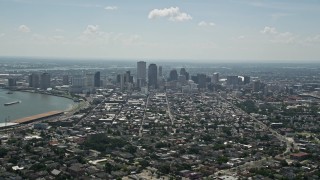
[0,89,74,122]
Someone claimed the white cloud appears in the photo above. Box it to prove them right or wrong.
[198,21,215,27]
[83,25,99,35]
[148,7,192,22]
[18,25,31,33]
[260,26,277,34]
[305,35,320,43]
[238,35,245,39]
[0,33,4,38]
[260,26,296,43]
[79,25,143,46]
[105,6,118,10]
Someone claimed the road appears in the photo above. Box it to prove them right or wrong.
[212,93,297,176]
[165,93,174,126]
[139,94,150,137]
[216,93,296,155]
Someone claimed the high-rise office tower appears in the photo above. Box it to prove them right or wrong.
[94,71,100,87]
[158,66,163,77]
[180,68,189,80]
[62,75,69,85]
[120,74,125,91]
[243,76,250,85]
[197,74,207,89]
[148,63,158,89]
[7,78,17,87]
[40,73,51,90]
[137,61,146,87]
[227,76,239,86]
[169,69,178,81]
[212,73,219,84]
[29,73,40,88]
[85,73,94,87]
[125,71,133,83]
[72,75,85,87]
[180,68,186,76]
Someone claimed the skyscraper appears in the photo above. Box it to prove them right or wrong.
[169,69,178,81]
[120,74,125,91]
[7,78,17,87]
[94,71,100,87]
[243,76,250,85]
[70,75,85,93]
[40,73,51,90]
[197,74,207,89]
[62,75,69,85]
[180,68,189,80]
[227,76,239,86]
[85,73,94,88]
[72,75,85,87]
[137,61,146,87]
[212,73,219,84]
[180,68,186,76]
[29,73,40,88]
[158,66,163,77]
[148,63,158,89]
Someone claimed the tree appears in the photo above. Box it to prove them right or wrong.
[0,148,8,158]
[158,164,170,174]
[105,162,113,173]
[217,156,228,164]
[139,159,150,168]
[125,145,137,154]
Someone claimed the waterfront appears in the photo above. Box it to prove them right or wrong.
[0,89,74,122]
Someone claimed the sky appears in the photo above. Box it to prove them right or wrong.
[0,0,320,62]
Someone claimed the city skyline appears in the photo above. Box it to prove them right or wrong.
[1,0,320,62]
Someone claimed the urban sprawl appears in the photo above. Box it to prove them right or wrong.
[0,60,320,179]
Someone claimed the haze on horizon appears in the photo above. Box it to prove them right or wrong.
[0,0,320,62]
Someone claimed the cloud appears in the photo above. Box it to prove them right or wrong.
[0,33,4,38]
[260,26,296,43]
[260,26,277,34]
[105,6,118,10]
[18,25,31,33]
[238,35,245,39]
[79,25,143,46]
[198,21,215,27]
[305,35,320,43]
[148,7,192,22]
[83,25,99,35]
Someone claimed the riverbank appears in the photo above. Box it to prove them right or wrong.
[0,90,76,123]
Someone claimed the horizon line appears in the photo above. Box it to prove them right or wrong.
[0,55,319,64]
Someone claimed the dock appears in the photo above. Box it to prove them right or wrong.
[14,111,64,124]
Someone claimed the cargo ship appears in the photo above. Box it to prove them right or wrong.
[4,101,21,106]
